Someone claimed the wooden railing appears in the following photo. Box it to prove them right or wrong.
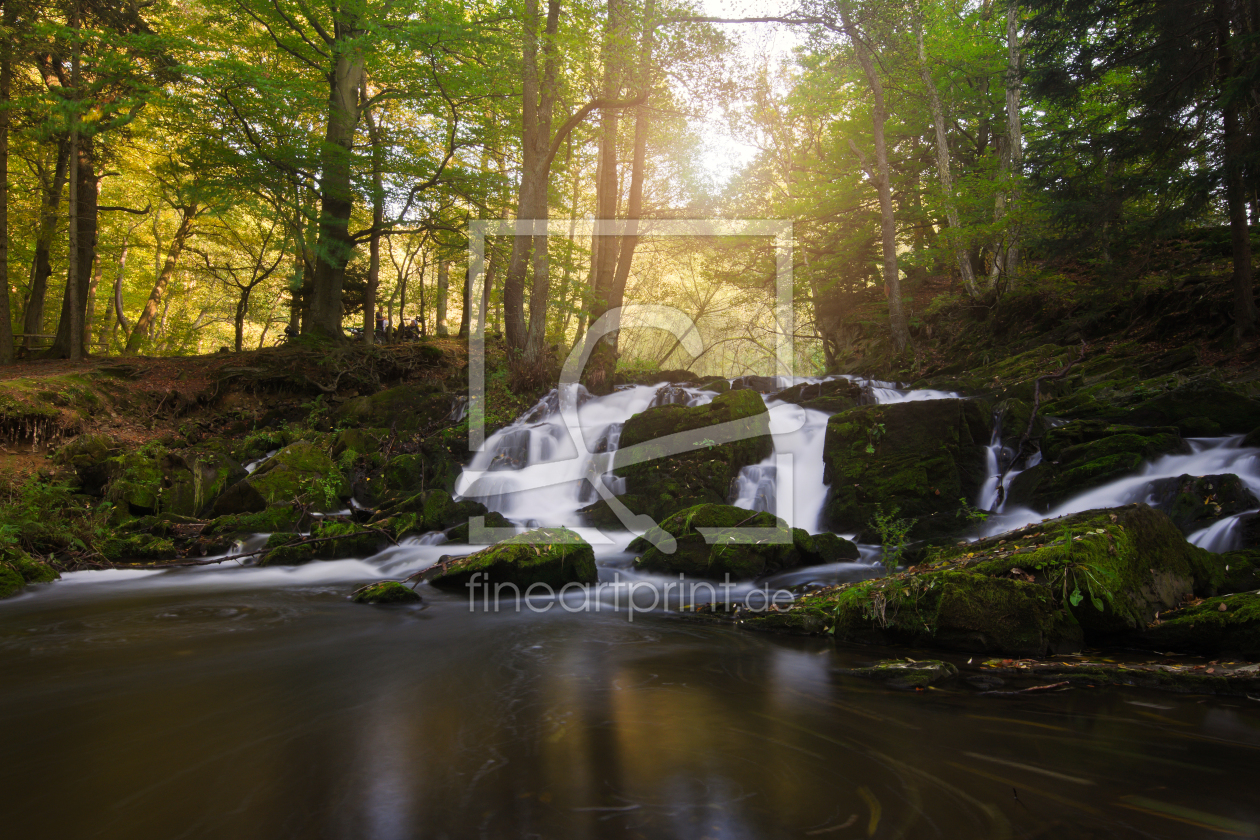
[13,334,111,354]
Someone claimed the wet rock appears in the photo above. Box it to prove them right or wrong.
[630,504,808,580]
[821,399,990,539]
[259,521,387,566]
[1116,379,1260,435]
[694,375,731,394]
[730,375,778,393]
[100,533,178,563]
[1139,592,1260,657]
[442,511,515,543]
[162,449,248,518]
[612,389,772,522]
[791,530,861,564]
[836,659,959,689]
[773,379,865,413]
[423,527,596,590]
[371,489,493,538]
[203,506,303,537]
[743,504,1228,657]
[0,549,60,597]
[1006,421,1185,512]
[334,383,453,433]
[1147,474,1259,534]
[352,581,422,605]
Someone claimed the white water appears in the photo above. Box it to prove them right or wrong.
[979,435,1260,551]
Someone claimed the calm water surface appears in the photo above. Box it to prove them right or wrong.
[2,560,1259,840]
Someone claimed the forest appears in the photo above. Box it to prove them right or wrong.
[0,0,1254,381]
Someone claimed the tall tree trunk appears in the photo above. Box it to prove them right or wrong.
[112,232,131,340]
[83,253,101,350]
[362,79,383,345]
[585,0,655,393]
[125,203,197,354]
[436,260,449,336]
[458,267,471,337]
[22,138,69,351]
[307,20,364,338]
[46,136,94,359]
[915,10,979,299]
[235,289,249,352]
[1219,0,1257,335]
[1002,0,1023,282]
[839,0,910,354]
[0,0,14,365]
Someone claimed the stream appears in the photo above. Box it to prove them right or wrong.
[4,378,1260,838]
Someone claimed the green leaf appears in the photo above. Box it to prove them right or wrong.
[1069,587,1083,607]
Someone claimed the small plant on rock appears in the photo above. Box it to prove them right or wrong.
[870,504,913,570]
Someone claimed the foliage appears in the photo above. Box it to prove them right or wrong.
[869,503,913,570]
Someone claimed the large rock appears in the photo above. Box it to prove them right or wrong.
[745,504,1227,657]
[1139,592,1260,657]
[423,528,596,590]
[773,378,865,413]
[352,581,422,604]
[334,383,455,433]
[162,449,247,518]
[259,521,387,566]
[1113,379,1260,435]
[821,399,990,539]
[1147,474,1259,534]
[0,549,59,598]
[370,489,497,538]
[630,503,858,580]
[53,433,121,494]
[606,389,773,522]
[212,441,348,515]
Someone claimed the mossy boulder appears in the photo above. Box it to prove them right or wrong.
[1147,474,1259,534]
[103,446,167,515]
[100,533,178,563]
[1113,379,1260,435]
[611,389,772,522]
[371,489,493,538]
[203,506,303,536]
[54,433,121,494]
[352,581,422,604]
[0,549,60,597]
[212,441,348,515]
[629,504,841,580]
[423,527,596,590]
[773,379,864,413]
[162,449,248,518]
[258,520,387,566]
[331,428,382,458]
[1006,421,1185,511]
[744,504,1227,656]
[443,511,515,543]
[1138,592,1260,657]
[1217,548,1260,593]
[334,383,453,433]
[821,399,990,539]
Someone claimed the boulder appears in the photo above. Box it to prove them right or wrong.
[773,378,865,413]
[821,399,990,539]
[334,383,454,433]
[162,449,247,518]
[0,549,60,597]
[1113,379,1260,435]
[630,504,848,580]
[423,527,597,590]
[331,428,382,458]
[259,521,387,566]
[743,504,1227,657]
[212,441,348,515]
[53,433,121,494]
[609,389,772,522]
[352,581,422,605]
[1147,474,1259,534]
[371,489,494,537]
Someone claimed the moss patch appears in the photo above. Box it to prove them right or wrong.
[352,580,422,604]
[424,527,596,590]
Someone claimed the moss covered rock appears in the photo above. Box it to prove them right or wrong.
[821,399,990,539]
[162,449,248,518]
[773,379,865,413]
[100,533,178,563]
[1139,592,1260,657]
[629,504,830,580]
[1147,474,1259,534]
[334,383,454,433]
[213,441,348,515]
[612,389,772,522]
[423,527,596,590]
[258,520,387,566]
[0,549,60,597]
[371,489,494,538]
[743,504,1227,656]
[331,428,382,458]
[1114,379,1260,434]
[203,506,303,536]
[352,581,422,604]
[103,446,167,515]
[54,433,121,494]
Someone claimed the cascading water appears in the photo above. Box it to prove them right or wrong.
[978,435,1260,551]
